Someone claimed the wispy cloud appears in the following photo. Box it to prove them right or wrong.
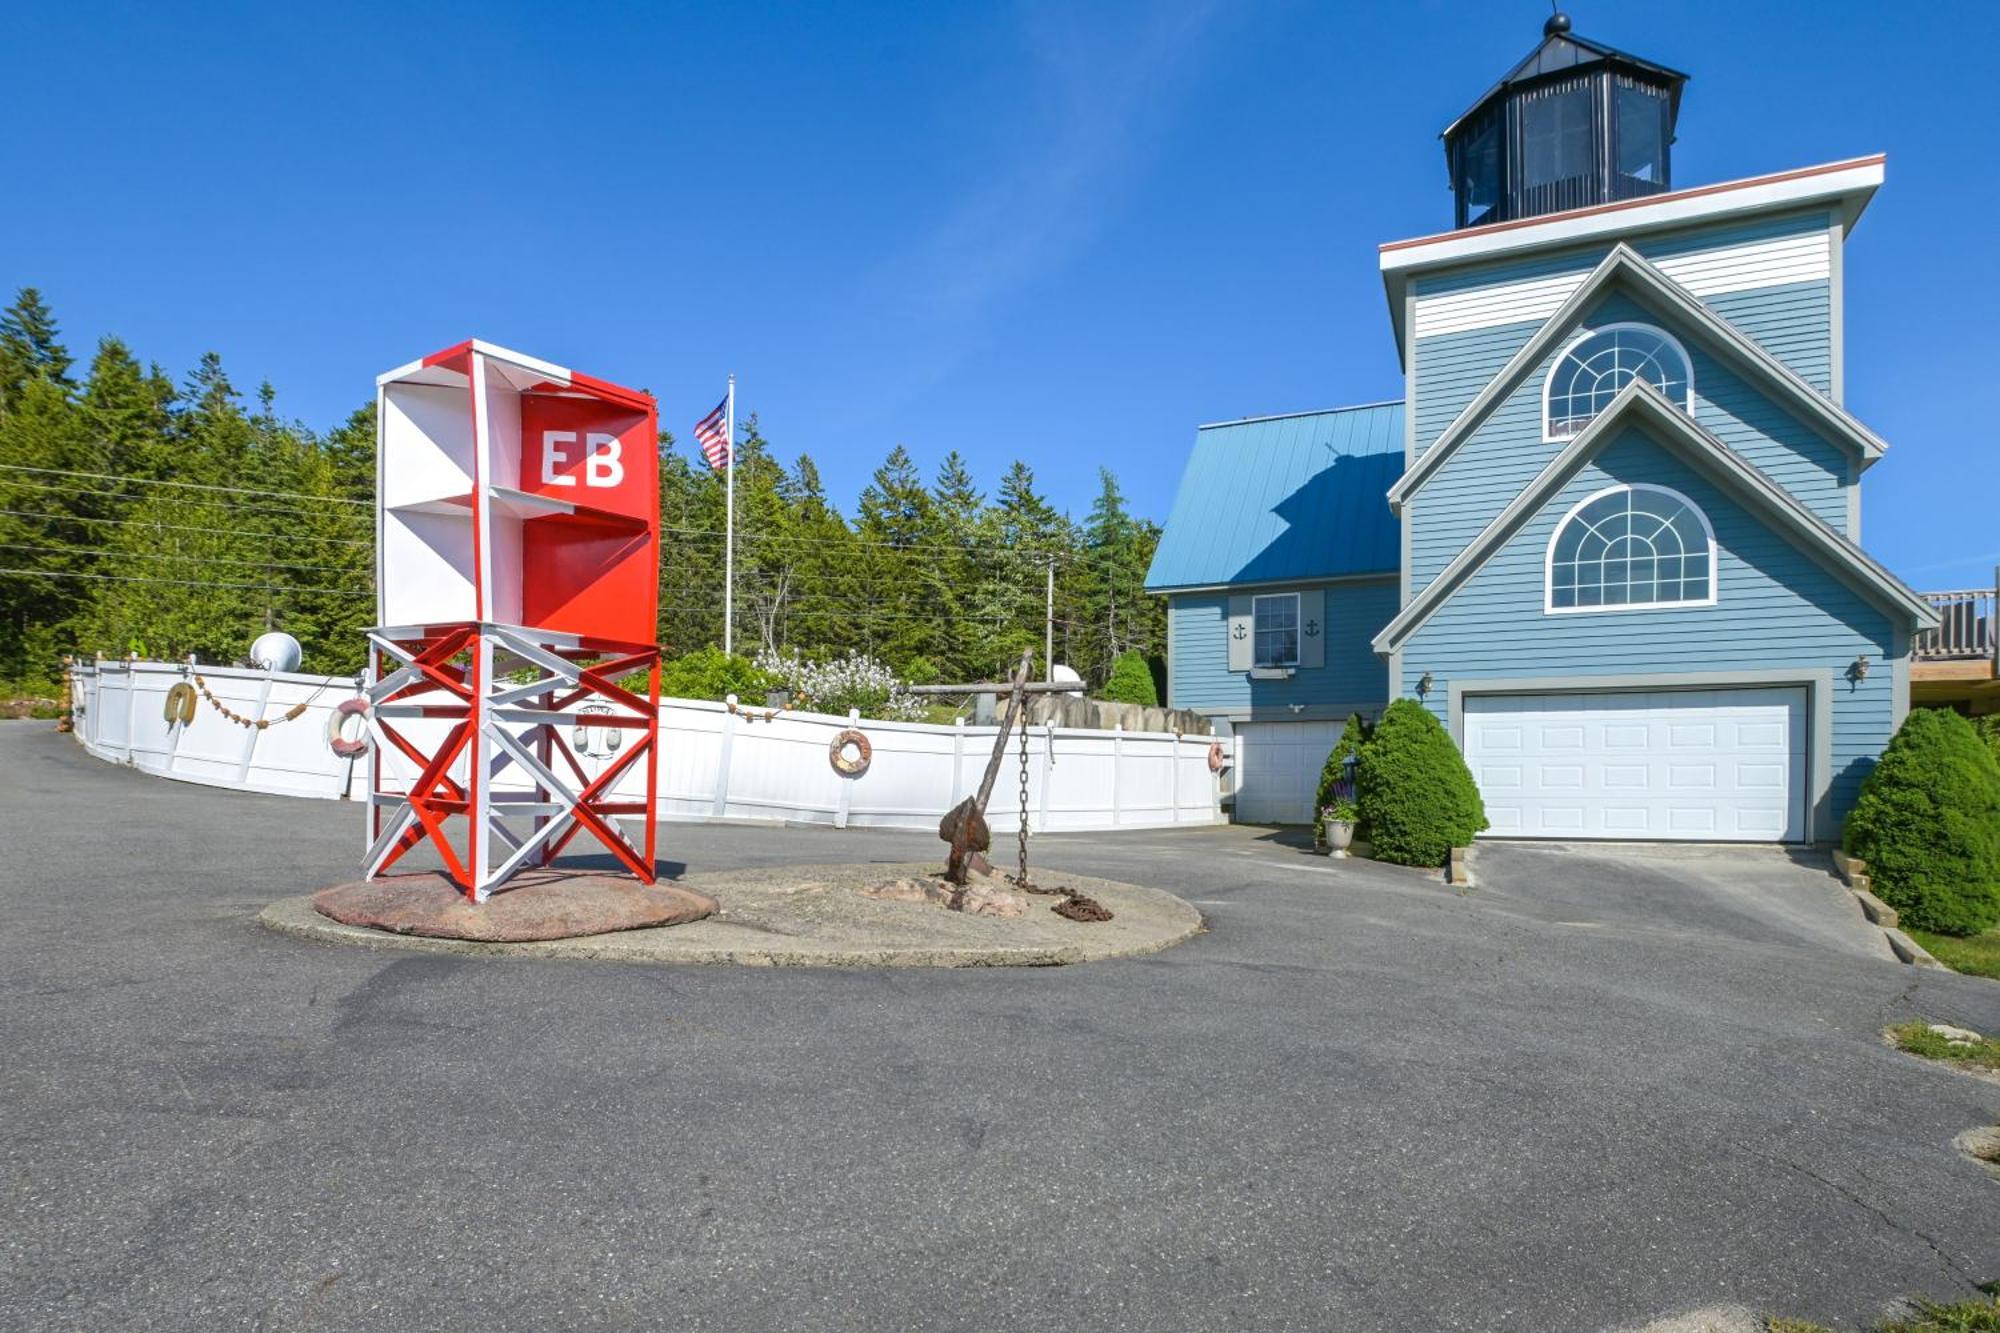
[908,1,1221,319]
[838,1,1224,415]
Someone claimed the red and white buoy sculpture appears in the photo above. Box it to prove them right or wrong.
[360,340,662,902]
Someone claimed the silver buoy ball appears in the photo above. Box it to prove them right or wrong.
[250,631,303,673]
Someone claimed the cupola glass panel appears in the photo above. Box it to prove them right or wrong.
[1614,79,1670,189]
[1443,17,1687,229]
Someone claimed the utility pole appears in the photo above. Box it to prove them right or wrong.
[1044,555,1055,682]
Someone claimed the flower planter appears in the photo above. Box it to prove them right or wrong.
[1324,819,1357,858]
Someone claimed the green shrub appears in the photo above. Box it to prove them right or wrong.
[900,655,941,687]
[659,647,775,703]
[1844,708,2000,937]
[1356,698,1487,867]
[1101,650,1159,706]
[1976,714,2000,770]
[1313,712,1374,839]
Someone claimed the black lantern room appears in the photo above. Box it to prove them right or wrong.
[1444,12,1689,229]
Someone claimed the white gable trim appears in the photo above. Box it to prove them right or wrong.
[1371,383,1939,655]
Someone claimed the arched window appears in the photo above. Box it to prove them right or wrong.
[1546,484,1716,612]
[1543,323,1692,440]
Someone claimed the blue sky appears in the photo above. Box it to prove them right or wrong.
[3,2,1995,586]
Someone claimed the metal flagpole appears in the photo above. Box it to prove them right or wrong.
[724,373,736,658]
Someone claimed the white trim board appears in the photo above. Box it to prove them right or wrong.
[1415,229,1831,340]
[1379,155,1883,350]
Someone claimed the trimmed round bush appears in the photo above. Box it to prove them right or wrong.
[1356,698,1488,867]
[1843,707,2000,937]
[1101,650,1159,706]
[1313,712,1373,839]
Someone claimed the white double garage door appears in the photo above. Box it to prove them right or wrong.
[1465,687,1807,842]
[1234,686,1806,841]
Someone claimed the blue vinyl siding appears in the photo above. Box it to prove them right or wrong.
[1411,209,1835,453]
[1170,580,1398,718]
[1397,428,1895,831]
[1408,288,1853,591]
[1706,282,1831,393]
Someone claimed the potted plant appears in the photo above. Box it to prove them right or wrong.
[1317,777,1359,856]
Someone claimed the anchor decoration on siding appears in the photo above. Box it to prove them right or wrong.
[1232,623,1247,640]
[1304,618,1320,639]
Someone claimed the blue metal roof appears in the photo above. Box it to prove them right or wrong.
[1144,401,1405,591]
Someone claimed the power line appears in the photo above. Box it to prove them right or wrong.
[0,475,365,524]
[0,542,365,576]
[0,567,370,596]
[0,463,370,506]
[0,506,374,546]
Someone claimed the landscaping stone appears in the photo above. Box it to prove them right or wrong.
[1928,1023,1983,1046]
[856,873,1026,918]
[312,871,717,942]
[859,876,948,906]
[956,880,1027,918]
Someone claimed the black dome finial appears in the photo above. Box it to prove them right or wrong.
[1545,6,1572,37]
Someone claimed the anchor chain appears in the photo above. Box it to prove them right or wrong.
[1015,703,1063,895]
[1015,700,1032,889]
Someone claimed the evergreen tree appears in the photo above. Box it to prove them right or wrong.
[0,295,1171,701]
[854,444,942,664]
[0,287,74,413]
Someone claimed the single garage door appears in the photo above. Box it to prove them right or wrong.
[1233,720,1344,824]
[1463,688,1807,842]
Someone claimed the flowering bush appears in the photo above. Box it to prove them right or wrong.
[754,648,927,722]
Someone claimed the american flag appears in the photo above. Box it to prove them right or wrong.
[693,397,731,470]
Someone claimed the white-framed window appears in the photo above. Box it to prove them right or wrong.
[1543,322,1693,441]
[1252,593,1300,668]
[1545,483,1717,613]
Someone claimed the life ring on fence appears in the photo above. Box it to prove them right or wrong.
[327,697,372,758]
[1207,741,1227,773]
[163,682,197,727]
[829,728,872,778]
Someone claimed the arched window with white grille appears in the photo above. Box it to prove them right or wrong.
[1545,483,1716,612]
[1543,323,1692,440]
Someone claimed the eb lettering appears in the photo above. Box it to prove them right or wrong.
[540,430,625,489]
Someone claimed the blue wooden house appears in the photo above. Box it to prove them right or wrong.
[1146,14,1941,838]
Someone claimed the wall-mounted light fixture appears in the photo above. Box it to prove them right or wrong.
[1849,655,1870,682]
[1417,671,1434,697]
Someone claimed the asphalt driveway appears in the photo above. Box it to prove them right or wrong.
[4,725,1999,1332]
[1469,840,1899,962]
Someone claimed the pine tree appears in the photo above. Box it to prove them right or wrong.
[0,287,74,414]
[855,444,943,664]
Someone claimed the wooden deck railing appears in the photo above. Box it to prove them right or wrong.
[1914,574,1997,662]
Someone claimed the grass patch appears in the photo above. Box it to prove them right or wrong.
[1769,1295,2000,1330]
[1889,1021,2000,1071]
[0,698,63,720]
[1909,927,2000,982]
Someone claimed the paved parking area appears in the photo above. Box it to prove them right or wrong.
[4,725,2000,1332]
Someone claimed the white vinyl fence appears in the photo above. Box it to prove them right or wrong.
[66,658,1223,833]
